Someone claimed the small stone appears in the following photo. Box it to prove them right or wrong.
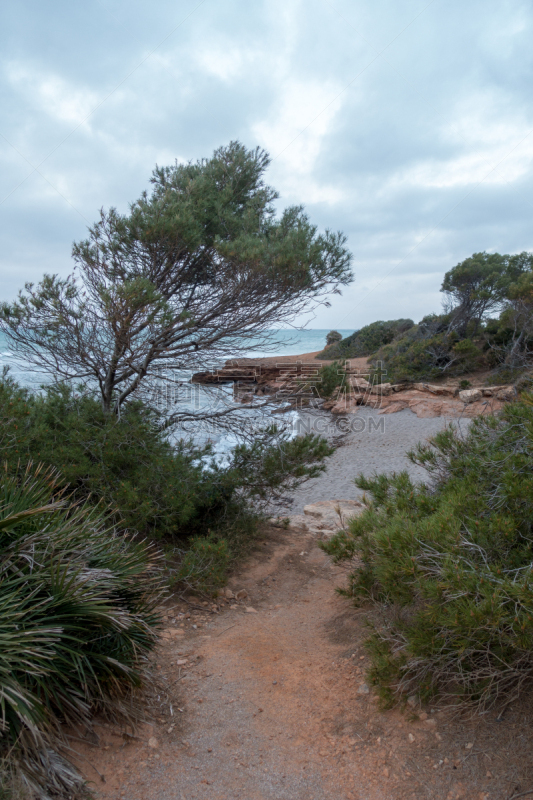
[495,386,516,402]
[458,388,482,404]
[408,733,415,743]
[148,737,158,749]
[425,718,437,727]
[235,589,249,600]
[407,695,417,707]
[244,607,258,613]
[357,683,370,694]
[176,659,187,666]
[383,767,390,778]
[224,588,234,599]
[419,712,428,720]
[465,742,473,749]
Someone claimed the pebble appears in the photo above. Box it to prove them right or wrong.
[147,738,158,749]
[236,589,249,600]
[408,733,415,743]
[245,607,258,613]
[357,683,370,694]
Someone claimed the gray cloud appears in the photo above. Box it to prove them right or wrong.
[2,0,533,329]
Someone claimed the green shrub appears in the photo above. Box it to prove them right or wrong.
[317,319,414,360]
[0,376,335,593]
[322,395,533,711]
[0,378,216,539]
[0,463,161,797]
[315,361,345,398]
[172,535,230,594]
[373,316,486,383]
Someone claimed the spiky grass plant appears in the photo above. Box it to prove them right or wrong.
[0,463,162,799]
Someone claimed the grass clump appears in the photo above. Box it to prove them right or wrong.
[321,394,533,711]
[0,463,161,798]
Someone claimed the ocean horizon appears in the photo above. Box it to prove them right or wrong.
[0,329,356,388]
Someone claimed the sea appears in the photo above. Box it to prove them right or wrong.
[0,329,355,388]
[0,329,355,458]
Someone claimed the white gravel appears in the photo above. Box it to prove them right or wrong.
[281,406,472,514]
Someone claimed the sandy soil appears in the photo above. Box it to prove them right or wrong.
[75,523,533,800]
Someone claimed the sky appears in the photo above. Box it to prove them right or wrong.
[2,0,533,330]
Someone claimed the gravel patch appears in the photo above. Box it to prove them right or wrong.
[281,406,472,514]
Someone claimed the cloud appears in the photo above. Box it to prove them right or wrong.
[1,0,533,330]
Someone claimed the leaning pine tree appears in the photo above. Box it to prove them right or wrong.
[0,142,352,420]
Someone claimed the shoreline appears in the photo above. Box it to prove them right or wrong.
[279,404,471,514]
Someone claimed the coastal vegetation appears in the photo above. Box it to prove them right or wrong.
[0,463,162,798]
[322,394,533,710]
[321,250,533,386]
[0,142,345,797]
[0,142,352,419]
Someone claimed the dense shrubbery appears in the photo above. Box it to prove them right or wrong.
[322,395,533,710]
[372,314,485,383]
[319,251,533,384]
[317,319,414,360]
[0,375,333,592]
[0,464,161,797]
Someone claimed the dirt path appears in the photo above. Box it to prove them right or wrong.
[77,527,533,800]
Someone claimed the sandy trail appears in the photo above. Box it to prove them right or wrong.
[77,525,533,800]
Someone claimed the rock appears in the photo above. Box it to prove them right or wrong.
[407,695,418,707]
[224,588,235,599]
[465,742,473,749]
[348,377,370,390]
[176,659,188,666]
[378,400,408,414]
[303,500,364,531]
[148,737,158,749]
[391,382,415,392]
[357,683,370,694]
[369,382,392,396]
[235,589,249,600]
[409,399,442,418]
[383,767,390,778]
[495,386,516,402]
[424,718,437,727]
[408,733,415,743]
[330,398,360,414]
[458,388,482,404]
[414,382,455,396]
[244,607,257,613]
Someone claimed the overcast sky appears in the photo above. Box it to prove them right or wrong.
[2,0,533,329]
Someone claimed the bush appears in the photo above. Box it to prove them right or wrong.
[317,319,414,360]
[0,376,335,593]
[325,330,343,347]
[314,361,345,398]
[373,315,486,383]
[0,463,161,797]
[0,378,215,539]
[322,395,533,711]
